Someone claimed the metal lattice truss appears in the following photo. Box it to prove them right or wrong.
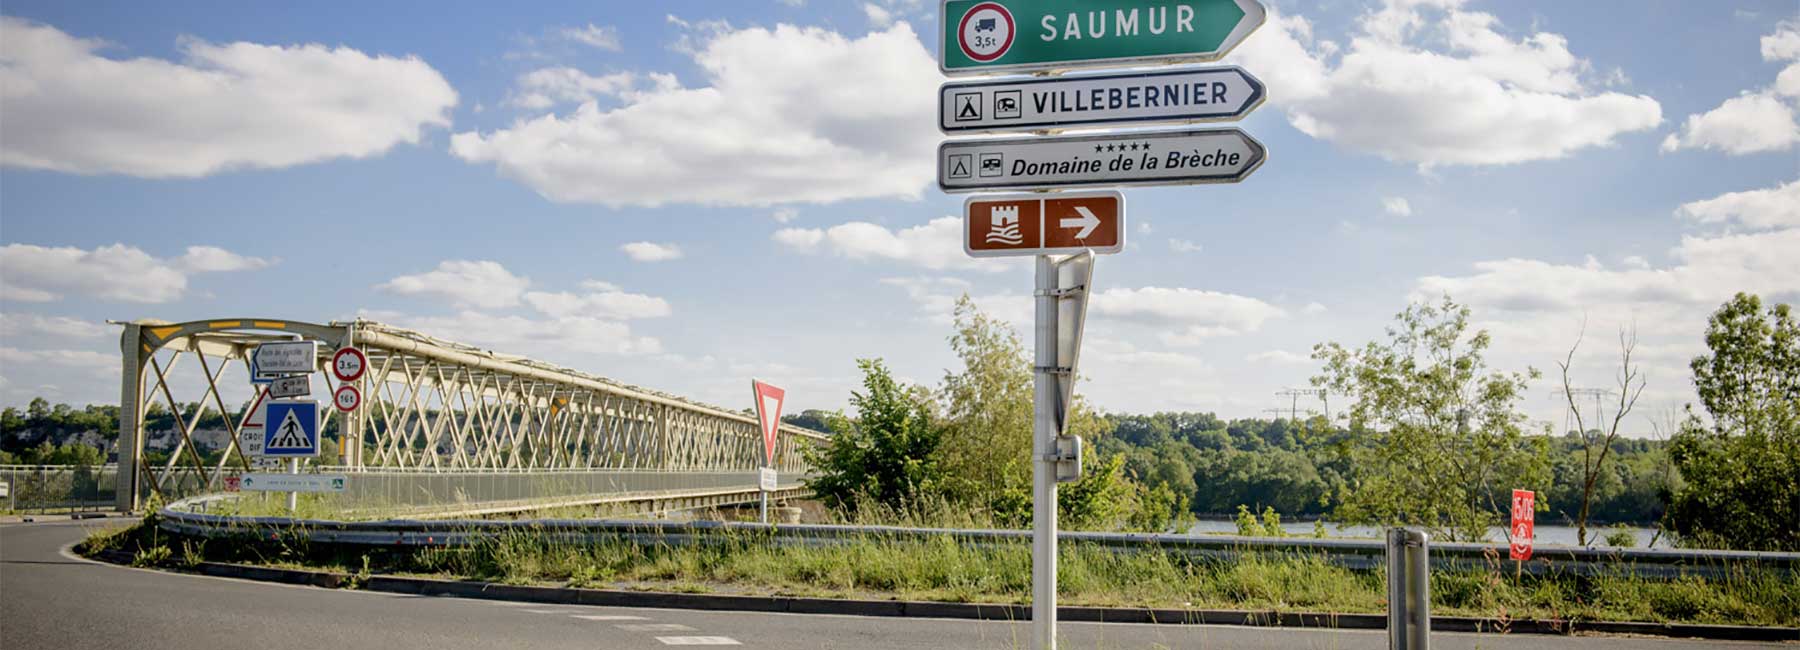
[116,318,826,511]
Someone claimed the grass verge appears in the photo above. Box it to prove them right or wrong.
[78,517,1798,628]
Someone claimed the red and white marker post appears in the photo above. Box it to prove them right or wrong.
[751,379,786,524]
[1510,489,1536,562]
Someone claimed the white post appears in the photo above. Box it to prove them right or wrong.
[760,483,769,524]
[287,457,299,513]
[1031,255,1058,650]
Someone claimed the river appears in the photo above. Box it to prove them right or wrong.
[1185,520,1666,548]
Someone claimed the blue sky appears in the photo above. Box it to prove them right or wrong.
[2,0,1796,435]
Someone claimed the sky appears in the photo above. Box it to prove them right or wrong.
[1,0,1796,436]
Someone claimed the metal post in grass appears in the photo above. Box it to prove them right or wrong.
[1386,527,1431,650]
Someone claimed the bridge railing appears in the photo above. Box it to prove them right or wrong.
[115,318,829,511]
[0,464,119,514]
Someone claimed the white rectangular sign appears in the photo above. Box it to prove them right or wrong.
[940,67,1265,134]
[759,467,778,492]
[239,473,347,493]
[939,127,1266,192]
[268,374,311,399]
[253,341,317,374]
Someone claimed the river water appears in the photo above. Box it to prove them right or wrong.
[1185,520,1666,548]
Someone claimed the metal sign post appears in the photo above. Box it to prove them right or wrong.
[1386,528,1431,650]
[1030,252,1095,650]
[1031,255,1060,650]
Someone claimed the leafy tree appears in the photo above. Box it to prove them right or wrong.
[803,359,944,514]
[1312,295,1550,541]
[1666,293,1799,550]
[936,296,1035,505]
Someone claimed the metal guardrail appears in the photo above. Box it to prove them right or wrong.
[156,496,1795,579]
[1,464,119,514]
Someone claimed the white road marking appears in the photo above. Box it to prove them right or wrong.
[570,614,649,621]
[655,637,741,646]
[617,623,697,632]
[521,608,580,614]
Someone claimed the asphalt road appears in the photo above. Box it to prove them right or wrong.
[0,520,1785,649]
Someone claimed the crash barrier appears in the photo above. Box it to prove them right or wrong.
[156,496,1795,580]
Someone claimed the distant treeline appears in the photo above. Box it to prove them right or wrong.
[1093,412,1674,526]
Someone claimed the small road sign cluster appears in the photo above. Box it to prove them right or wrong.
[939,0,1268,256]
[937,2,1269,648]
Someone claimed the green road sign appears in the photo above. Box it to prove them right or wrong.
[939,0,1265,75]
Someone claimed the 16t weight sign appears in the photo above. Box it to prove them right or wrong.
[333,384,361,413]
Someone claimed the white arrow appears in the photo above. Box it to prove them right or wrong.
[1060,206,1100,239]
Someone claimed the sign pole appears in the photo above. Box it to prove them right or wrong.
[286,457,299,513]
[1031,254,1058,650]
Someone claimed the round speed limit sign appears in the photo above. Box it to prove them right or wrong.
[332,347,367,382]
[333,384,362,412]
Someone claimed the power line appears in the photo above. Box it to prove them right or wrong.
[1275,388,1328,422]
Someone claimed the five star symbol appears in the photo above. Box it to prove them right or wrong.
[1093,142,1154,153]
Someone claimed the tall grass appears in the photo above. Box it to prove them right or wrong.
[83,516,1798,627]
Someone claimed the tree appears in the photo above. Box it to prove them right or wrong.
[803,359,944,514]
[1666,293,1799,550]
[1312,295,1550,542]
[1555,321,1646,545]
[935,296,1035,505]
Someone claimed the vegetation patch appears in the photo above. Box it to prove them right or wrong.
[81,517,1798,628]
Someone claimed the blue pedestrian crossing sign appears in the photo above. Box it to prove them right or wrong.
[263,400,319,457]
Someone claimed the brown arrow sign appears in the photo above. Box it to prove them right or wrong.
[965,191,1124,258]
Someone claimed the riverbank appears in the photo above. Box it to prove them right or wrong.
[81,516,1798,629]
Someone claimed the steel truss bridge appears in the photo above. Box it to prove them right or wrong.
[115,318,826,516]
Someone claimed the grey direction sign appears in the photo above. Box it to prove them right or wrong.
[941,66,1264,134]
[268,374,311,399]
[939,127,1266,192]
[253,341,317,374]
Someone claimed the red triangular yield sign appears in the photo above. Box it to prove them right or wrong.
[751,379,786,466]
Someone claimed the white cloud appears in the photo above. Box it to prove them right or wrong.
[772,207,800,224]
[1382,196,1413,217]
[864,4,895,28]
[522,285,671,320]
[0,346,113,371]
[1676,177,1800,230]
[370,310,661,357]
[176,245,272,272]
[619,241,683,262]
[772,227,825,249]
[1413,231,1800,313]
[0,242,265,303]
[376,260,531,309]
[1248,349,1314,365]
[1093,287,1286,345]
[1662,23,1800,155]
[507,67,635,109]
[1230,1,1661,167]
[1169,239,1204,253]
[0,313,110,339]
[0,17,456,178]
[1660,92,1800,155]
[559,23,622,51]
[452,23,939,207]
[1407,176,1800,429]
[881,276,1028,325]
[777,217,1009,272]
[1302,302,1329,315]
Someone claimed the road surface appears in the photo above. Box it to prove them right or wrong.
[0,520,1783,649]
